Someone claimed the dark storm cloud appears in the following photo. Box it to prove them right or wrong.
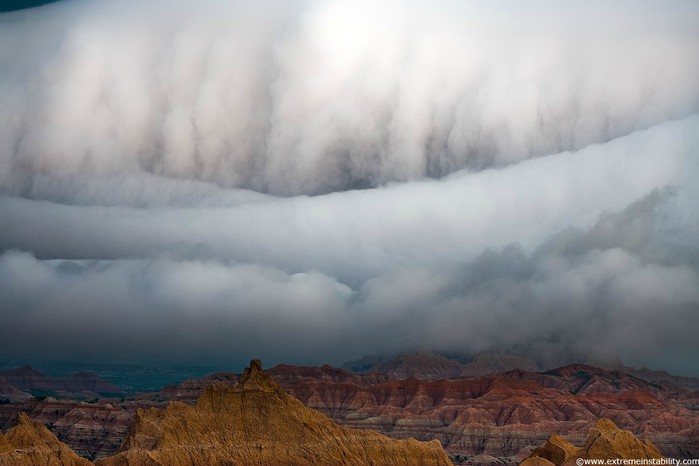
[0,0,698,375]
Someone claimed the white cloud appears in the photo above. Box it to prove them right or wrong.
[0,0,697,375]
[1,0,697,196]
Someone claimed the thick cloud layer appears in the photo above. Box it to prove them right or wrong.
[1,0,697,196]
[0,0,698,375]
[1,185,698,373]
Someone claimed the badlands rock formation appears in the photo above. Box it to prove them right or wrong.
[269,363,698,461]
[528,434,578,466]
[576,418,663,462]
[158,363,698,463]
[97,360,452,466]
[523,418,664,465]
[1,361,697,464]
[0,396,136,460]
[0,412,92,466]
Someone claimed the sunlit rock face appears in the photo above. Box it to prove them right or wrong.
[0,412,92,466]
[96,360,452,466]
[521,418,664,466]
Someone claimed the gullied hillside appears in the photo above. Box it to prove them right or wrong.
[97,359,452,466]
[0,396,136,460]
[0,412,92,466]
[267,363,699,461]
[1,361,697,464]
[138,362,699,463]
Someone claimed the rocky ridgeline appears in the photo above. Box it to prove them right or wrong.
[97,360,451,466]
[1,360,452,466]
[197,363,699,463]
[1,358,697,464]
[0,412,92,466]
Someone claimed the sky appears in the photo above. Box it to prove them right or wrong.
[0,0,698,376]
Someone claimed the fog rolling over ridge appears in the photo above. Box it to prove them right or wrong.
[0,0,698,375]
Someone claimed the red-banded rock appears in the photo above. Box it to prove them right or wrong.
[1,362,697,464]
[263,364,698,462]
[0,397,160,460]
